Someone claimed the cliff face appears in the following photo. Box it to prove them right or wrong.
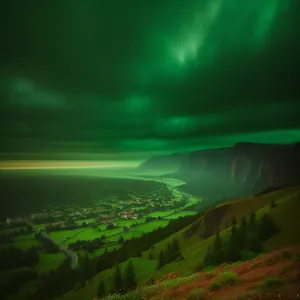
[178,142,300,198]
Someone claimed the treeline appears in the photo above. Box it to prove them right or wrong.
[156,238,183,270]
[0,246,39,270]
[27,212,202,300]
[1,267,38,297]
[45,223,81,233]
[0,225,33,240]
[202,212,279,268]
[68,237,106,252]
[98,259,137,297]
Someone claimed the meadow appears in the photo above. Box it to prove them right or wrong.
[164,211,197,219]
[148,209,175,218]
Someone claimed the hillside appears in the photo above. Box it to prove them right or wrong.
[56,185,300,300]
[99,244,300,300]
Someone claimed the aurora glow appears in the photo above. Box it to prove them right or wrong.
[0,0,299,161]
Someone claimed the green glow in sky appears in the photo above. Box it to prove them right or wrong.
[0,0,299,160]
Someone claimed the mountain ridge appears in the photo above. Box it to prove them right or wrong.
[138,142,300,198]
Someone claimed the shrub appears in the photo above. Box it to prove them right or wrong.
[265,258,276,266]
[240,250,258,261]
[187,287,205,300]
[281,251,292,260]
[219,271,238,285]
[149,296,165,300]
[209,280,221,290]
[292,254,300,262]
[259,277,283,291]
[202,265,215,272]
[142,285,167,298]
[280,265,289,275]
[204,270,216,279]
[250,262,258,269]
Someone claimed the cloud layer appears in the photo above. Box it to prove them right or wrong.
[1,0,300,160]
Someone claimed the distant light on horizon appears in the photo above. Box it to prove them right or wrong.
[0,160,140,170]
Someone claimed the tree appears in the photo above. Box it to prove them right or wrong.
[172,238,181,258]
[257,214,279,241]
[204,228,224,266]
[125,259,136,291]
[114,262,123,293]
[157,249,165,270]
[235,216,247,250]
[212,228,224,265]
[226,223,241,262]
[118,236,125,244]
[246,212,262,253]
[231,216,237,226]
[270,200,277,208]
[97,278,105,298]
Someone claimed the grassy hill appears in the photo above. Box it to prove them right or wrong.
[57,185,300,300]
[99,244,300,300]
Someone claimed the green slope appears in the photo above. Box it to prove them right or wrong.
[56,186,300,300]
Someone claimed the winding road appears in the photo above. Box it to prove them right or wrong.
[26,220,78,269]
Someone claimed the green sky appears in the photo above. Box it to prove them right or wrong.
[0,0,299,161]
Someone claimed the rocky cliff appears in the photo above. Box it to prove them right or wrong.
[178,142,300,198]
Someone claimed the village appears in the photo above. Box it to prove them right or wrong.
[5,187,188,232]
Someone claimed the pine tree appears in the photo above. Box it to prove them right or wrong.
[157,249,165,270]
[118,236,125,244]
[236,216,248,250]
[114,262,123,293]
[246,212,262,253]
[257,214,279,241]
[97,278,105,298]
[125,259,136,291]
[211,228,224,265]
[231,216,237,226]
[226,223,241,262]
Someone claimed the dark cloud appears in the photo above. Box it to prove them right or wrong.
[1,0,300,159]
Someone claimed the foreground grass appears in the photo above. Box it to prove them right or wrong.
[100,244,300,300]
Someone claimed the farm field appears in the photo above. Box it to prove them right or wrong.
[75,218,96,225]
[132,206,147,211]
[164,211,198,219]
[0,233,39,250]
[131,220,169,233]
[0,226,27,236]
[115,218,145,227]
[12,238,39,250]
[147,209,175,218]
[49,228,86,244]
[106,230,144,242]
[35,252,65,275]
[88,244,121,259]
